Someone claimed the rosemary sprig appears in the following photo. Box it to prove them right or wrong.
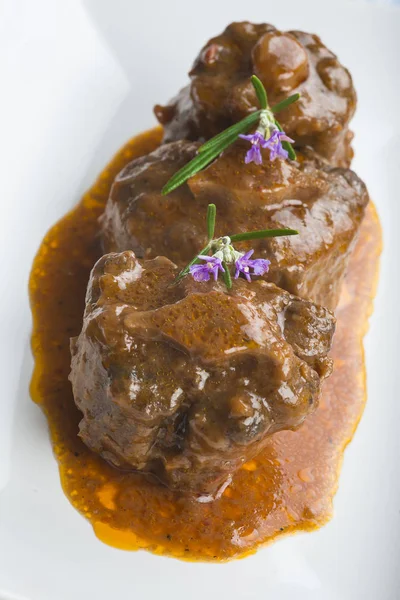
[161,77,300,196]
[174,204,298,289]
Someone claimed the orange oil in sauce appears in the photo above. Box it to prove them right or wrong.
[29,127,382,561]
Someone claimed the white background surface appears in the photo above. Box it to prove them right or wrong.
[1,0,400,598]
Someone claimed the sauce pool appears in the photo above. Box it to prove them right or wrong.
[29,127,382,561]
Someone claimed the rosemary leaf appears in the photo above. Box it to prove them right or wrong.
[207,204,217,241]
[251,75,268,110]
[198,111,261,154]
[222,261,232,290]
[162,146,222,195]
[230,228,298,242]
[271,93,300,114]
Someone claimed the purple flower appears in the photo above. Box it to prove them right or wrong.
[189,255,225,282]
[239,129,294,164]
[234,250,271,282]
[239,131,269,165]
[264,130,294,161]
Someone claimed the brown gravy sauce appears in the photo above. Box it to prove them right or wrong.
[29,127,382,561]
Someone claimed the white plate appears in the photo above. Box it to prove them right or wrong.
[1,0,399,598]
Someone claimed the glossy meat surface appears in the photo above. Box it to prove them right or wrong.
[69,251,335,494]
[154,22,356,167]
[101,140,368,310]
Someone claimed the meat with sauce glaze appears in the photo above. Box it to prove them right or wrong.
[101,140,368,310]
[69,251,335,495]
[154,22,357,167]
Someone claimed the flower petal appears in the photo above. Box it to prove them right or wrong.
[244,150,253,164]
[190,264,211,282]
[242,249,255,261]
[279,134,295,143]
[213,266,220,281]
[239,133,255,142]
[251,259,271,275]
[197,255,216,263]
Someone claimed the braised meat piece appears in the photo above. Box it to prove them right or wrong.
[154,22,356,167]
[101,140,368,310]
[70,251,335,494]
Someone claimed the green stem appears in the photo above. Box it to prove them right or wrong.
[207,204,216,241]
[222,261,232,290]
